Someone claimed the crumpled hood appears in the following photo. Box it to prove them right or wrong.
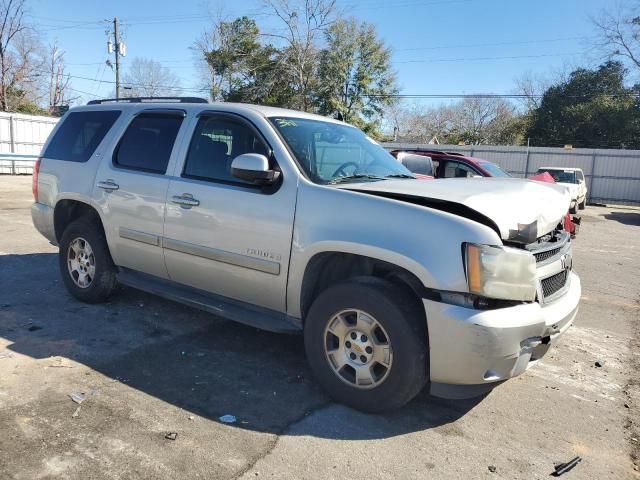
[342,177,571,243]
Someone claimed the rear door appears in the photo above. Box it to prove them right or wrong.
[93,109,186,279]
[162,112,297,312]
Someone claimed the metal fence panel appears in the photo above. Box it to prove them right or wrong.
[384,143,640,205]
[0,112,58,156]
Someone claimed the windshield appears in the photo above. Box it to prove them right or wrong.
[270,117,413,184]
[538,169,577,184]
[479,161,510,177]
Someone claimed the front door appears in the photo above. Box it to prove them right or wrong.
[162,113,297,312]
[93,110,186,279]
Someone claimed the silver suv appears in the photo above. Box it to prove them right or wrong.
[31,98,581,412]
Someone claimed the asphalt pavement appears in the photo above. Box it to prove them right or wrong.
[0,175,638,479]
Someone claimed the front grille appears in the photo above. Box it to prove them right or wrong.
[534,247,562,263]
[541,270,568,298]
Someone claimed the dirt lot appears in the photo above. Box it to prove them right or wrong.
[0,175,639,479]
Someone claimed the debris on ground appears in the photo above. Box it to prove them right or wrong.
[552,456,582,476]
[219,414,237,424]
[72,406,81,418]
[488,465,497,473]
[595,360,605,368]
[69,392,86,404]
[165,432,178,441]
[188,415,195,421]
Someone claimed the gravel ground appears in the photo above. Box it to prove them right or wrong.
[0,175,638,479]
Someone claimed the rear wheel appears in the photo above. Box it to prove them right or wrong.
[59,218,118,303]
[304,277,428,412]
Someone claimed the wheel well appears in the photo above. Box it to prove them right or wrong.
[300,252,427,321]
[54,200,104,242]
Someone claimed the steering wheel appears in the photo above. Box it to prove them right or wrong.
[332,161,359,177]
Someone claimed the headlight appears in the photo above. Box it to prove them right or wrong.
[464,243,537,301]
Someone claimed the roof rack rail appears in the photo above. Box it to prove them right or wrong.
[87,97,208,105]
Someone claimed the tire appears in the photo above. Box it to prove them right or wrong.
[569,202,578,214]
[58,217,118,303]
[304,277,428,413]
[578,199,586,210]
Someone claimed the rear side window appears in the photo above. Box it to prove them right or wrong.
[44,110,121,162]
[114,113,183,174]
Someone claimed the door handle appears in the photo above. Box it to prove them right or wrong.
[97,180,119,191]
[171,194,200,208]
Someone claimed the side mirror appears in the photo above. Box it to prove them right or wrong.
[231,153,280,185]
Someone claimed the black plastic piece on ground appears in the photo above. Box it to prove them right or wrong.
[552,456,582,476]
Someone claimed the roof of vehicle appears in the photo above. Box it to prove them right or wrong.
[538,166,584,172]
[390,149,488,167]
[73,99,346,125]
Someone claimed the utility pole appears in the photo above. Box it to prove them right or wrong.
[107,18,125,99]
[114,17,120,99]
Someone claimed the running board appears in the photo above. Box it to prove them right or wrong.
[116,268,301,334]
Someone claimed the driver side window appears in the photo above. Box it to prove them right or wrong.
[442,161,478,178]
[182,116,269,184]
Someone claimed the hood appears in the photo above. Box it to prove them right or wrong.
[342,177,571,244]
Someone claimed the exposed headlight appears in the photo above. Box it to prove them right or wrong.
[464,243,537,301]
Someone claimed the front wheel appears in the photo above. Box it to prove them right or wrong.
[59,218,118,303]
[578,199,586,210]
[304,277,428,412]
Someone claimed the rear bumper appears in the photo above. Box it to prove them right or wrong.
[31,202,56,245]
[425,272,581,398]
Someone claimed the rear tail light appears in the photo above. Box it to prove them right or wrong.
[32,157,41,202]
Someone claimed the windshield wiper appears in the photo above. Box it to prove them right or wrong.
[328,174,387,184]
[385,174,416,179]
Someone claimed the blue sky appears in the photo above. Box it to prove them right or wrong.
[30,0,612,106]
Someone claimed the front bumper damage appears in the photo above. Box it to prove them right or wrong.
[424,271,581,399]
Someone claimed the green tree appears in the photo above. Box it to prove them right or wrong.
[316,18,397,137]
[197,16,295,106]
[526,61,640,148]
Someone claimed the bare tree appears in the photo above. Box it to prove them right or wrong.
[262,0,336,111]
[0,0,44,111]
[593,1,640,72]
[46,42,71,111]
[121,57,182,97]
[387,98,521,145]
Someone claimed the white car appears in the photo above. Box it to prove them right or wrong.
[32,98,581,412]
[536,167,587,213]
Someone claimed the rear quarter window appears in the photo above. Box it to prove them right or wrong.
[44,110,121,162]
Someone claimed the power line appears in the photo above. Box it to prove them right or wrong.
[394,52,584,64]
[52,68,639,99]
[342,0,478,9]
[364,92,639,98]
[394,36,594,52]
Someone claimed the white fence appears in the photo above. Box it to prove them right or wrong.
[384,143,640,205]
[0,112,58,174]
